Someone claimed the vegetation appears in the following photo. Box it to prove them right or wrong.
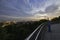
[0,19,48,40]
[51,16,60,24]
[0,16,60,40]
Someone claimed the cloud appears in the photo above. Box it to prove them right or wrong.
[0,0,32,17]
[45,4,59,13]
[0,0,60,21]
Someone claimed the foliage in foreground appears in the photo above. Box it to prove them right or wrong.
[0,19,48,40]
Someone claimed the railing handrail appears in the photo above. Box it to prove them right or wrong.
[25,22,47,40]
[35,24,45,40]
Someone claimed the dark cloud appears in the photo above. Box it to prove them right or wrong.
[45,4,58,13]
[0,0,60,21]
[0,0,32,17]
[0,11,32,17]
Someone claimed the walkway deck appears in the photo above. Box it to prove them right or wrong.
[44,24,60,40]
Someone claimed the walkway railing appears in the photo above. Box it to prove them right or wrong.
[25,22,48,40]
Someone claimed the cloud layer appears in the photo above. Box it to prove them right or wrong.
[0,0,60,21]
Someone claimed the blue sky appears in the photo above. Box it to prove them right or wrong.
[0,0,60,21]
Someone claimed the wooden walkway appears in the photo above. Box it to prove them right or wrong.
[44,24,60,40]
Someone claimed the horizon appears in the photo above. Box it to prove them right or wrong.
[0,0,60,21]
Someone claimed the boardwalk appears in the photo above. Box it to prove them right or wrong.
[44,24,60,40]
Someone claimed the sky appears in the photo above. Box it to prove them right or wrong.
[0,0,60,21]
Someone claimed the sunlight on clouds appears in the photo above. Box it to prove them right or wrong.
[33,14,48,19]
[0,0,60,21]
[34,14,48,17]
